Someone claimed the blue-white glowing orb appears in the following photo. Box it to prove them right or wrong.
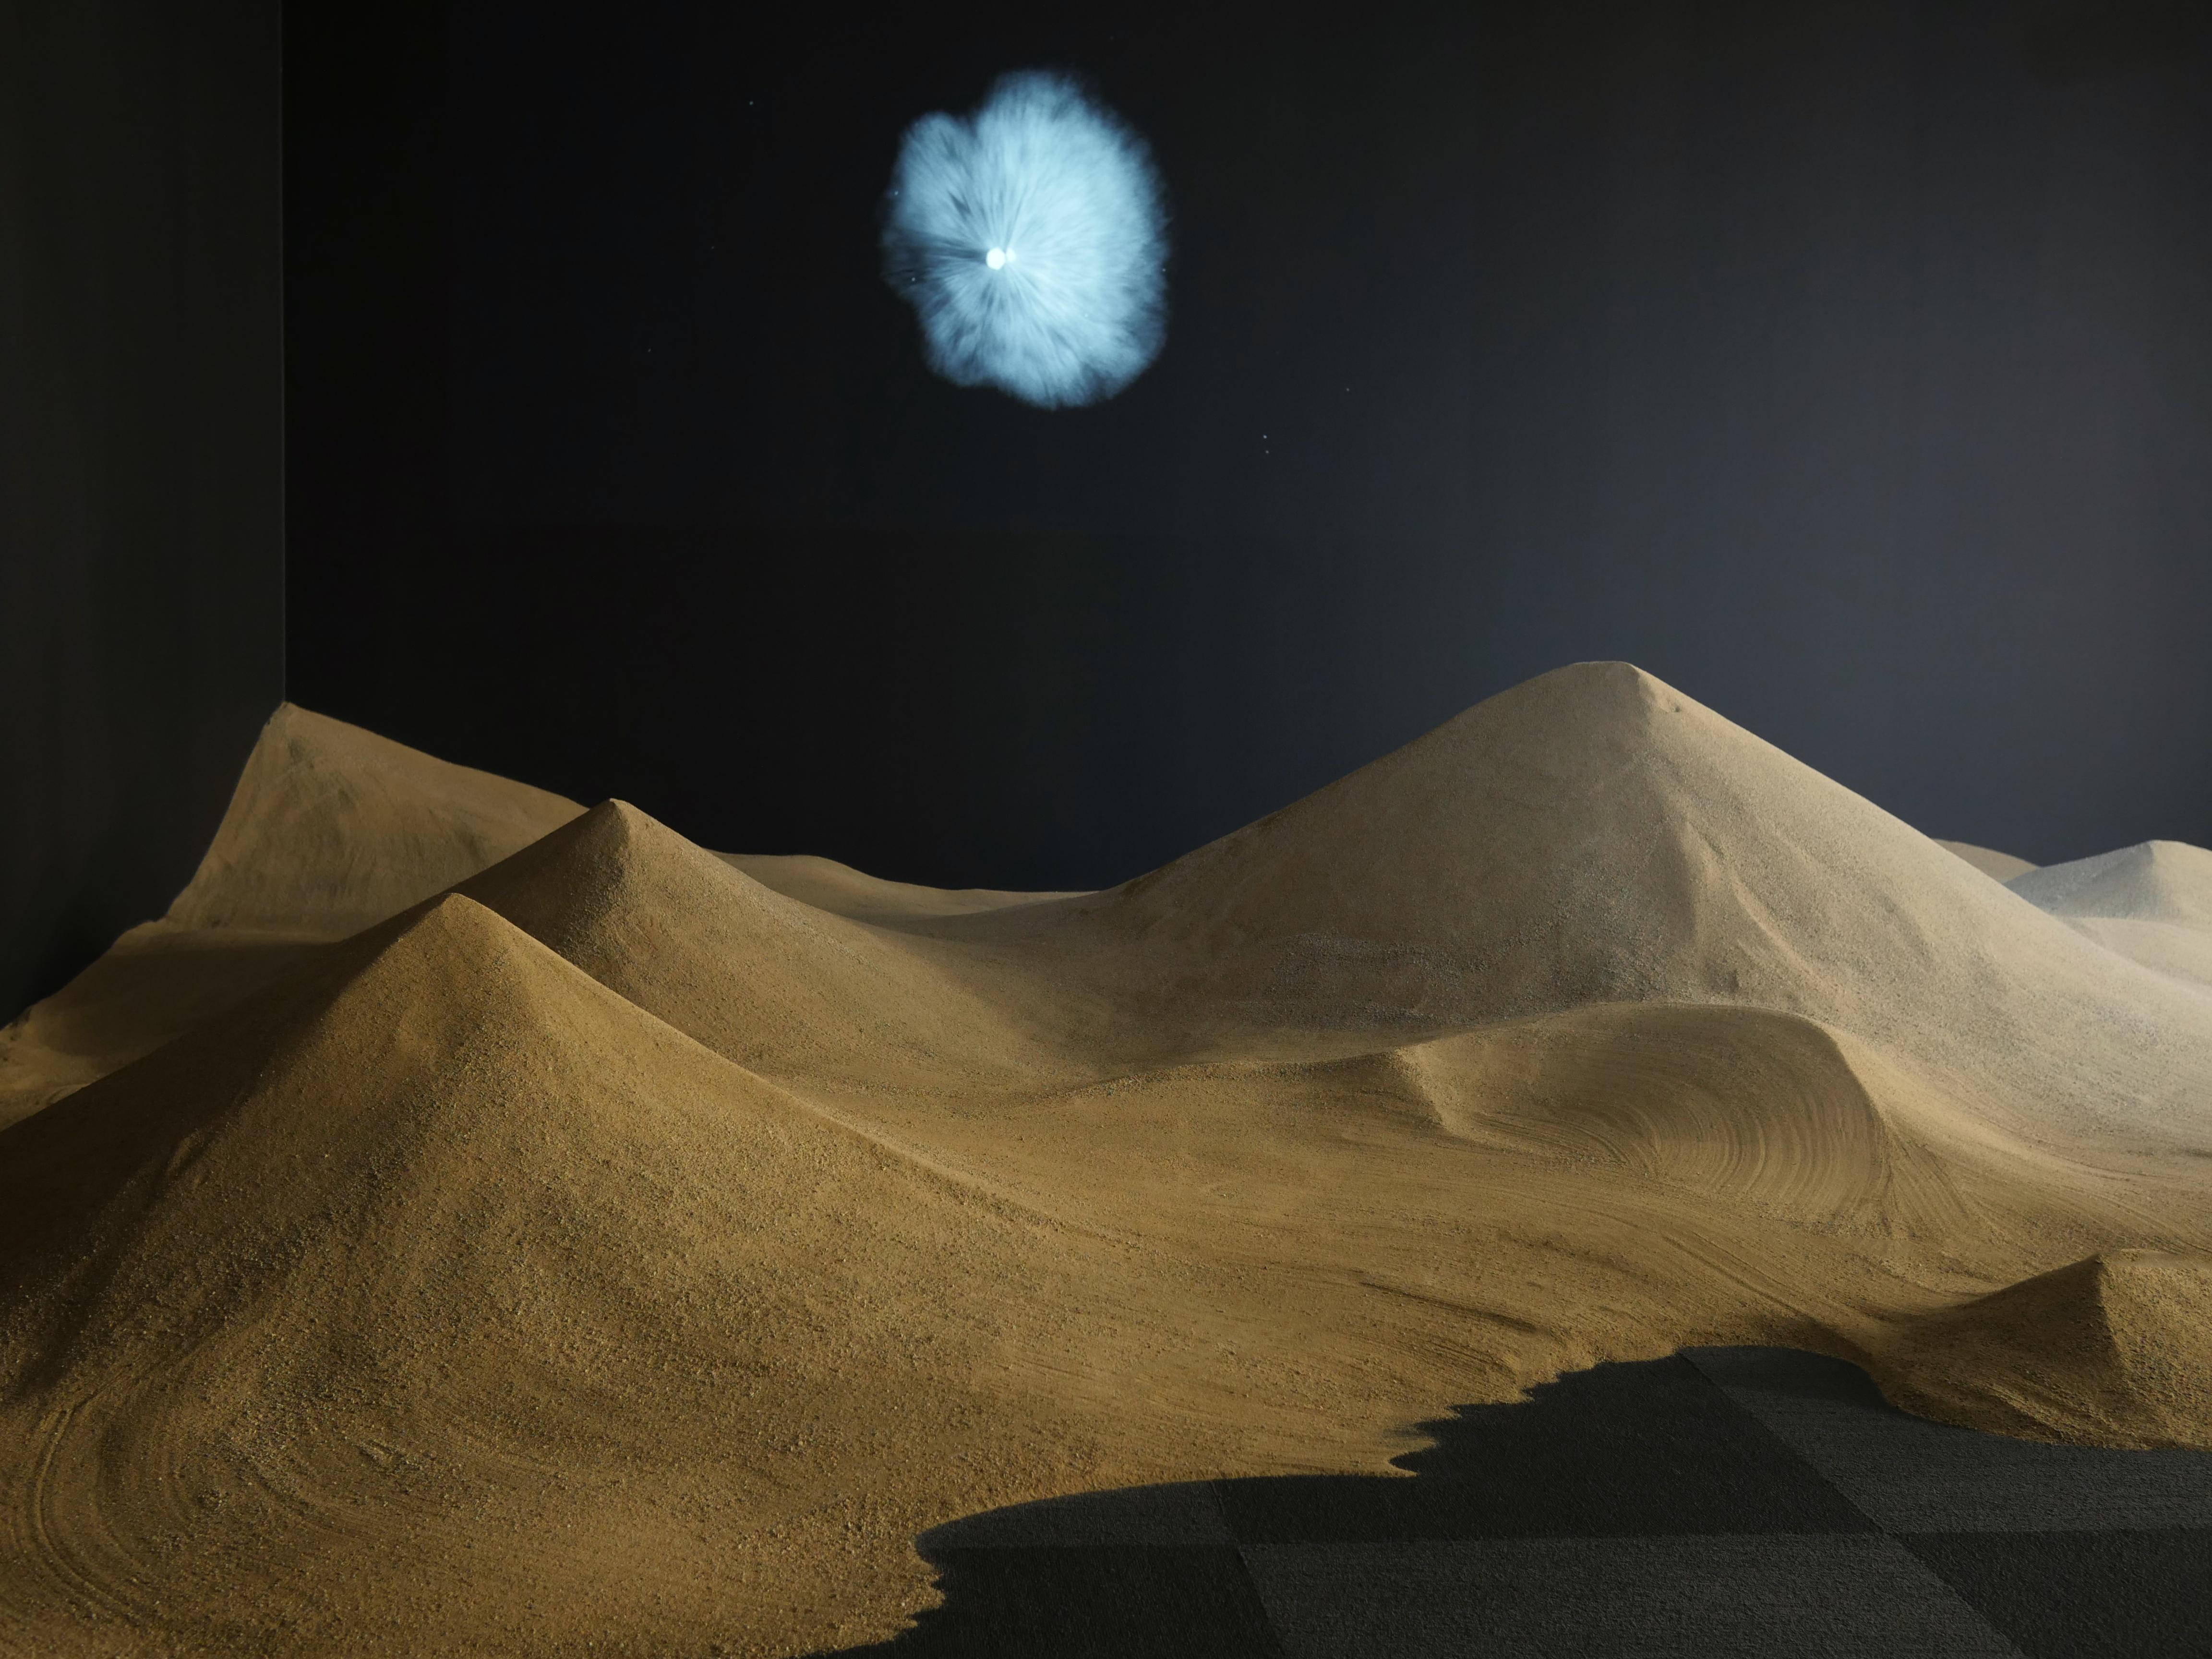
[882,71,1167,408]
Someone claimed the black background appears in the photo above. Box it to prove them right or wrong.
[2,0,283,1018]
[287,0,2212,892]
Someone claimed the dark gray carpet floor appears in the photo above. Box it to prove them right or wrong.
[815,1346,2212,1657]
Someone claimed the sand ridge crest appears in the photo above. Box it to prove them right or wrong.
[1347,1003,2029,1240]
[6,663,2212,1656]
[2006,841,2212,989]
[1935,840,2040,882]
[2008,839,2212,927]
[931,661,2212,1150]
[0,887,1046,1370]
[0,705,587,1129]
[168,703,585,936]
[456,798,1065,1086]
[0,890,1195,1654]
[722,849,1089,924]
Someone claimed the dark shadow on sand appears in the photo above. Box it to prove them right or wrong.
[809,1347,2212,1659]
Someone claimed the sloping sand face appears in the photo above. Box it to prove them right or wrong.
[1367,1003,2085,1242]
[0,897,1150,1653]
[2007,840,2212,989]
[921,663,2212,1150]
[718,849,1087,924]
[169,704,586,936]
[2008,839,2212,927]
[0,707,585,1128]
[454,800,1072,1093]
[3,664,2211,1656]
[1936,840,2039,882]
[1876,1251,2212,1447]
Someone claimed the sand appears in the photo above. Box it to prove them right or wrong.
[2004,839,2212,989]
[3,663,2210,1657]
[1935,839,2039,882]
[1877,1250,2212,1447]
[0,707,583,1128]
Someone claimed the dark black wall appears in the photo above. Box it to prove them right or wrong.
[1,0,285,1018]
[288,0,2212,890]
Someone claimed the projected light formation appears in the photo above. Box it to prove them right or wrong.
[882,71,1167,408]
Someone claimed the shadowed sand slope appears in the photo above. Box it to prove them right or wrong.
[1936,840,2039,881]
[0,925,325,1128]
[457,800,1072,1088]
[169,704,585,936]
[5,662,2212,1656]
[1876,1250,2212,1447]
[721,851,1086,924]
[0,706,585,1128]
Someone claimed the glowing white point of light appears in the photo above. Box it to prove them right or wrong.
[986,247,1008,269]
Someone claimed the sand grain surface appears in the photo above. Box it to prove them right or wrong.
[4,664,2210,1656]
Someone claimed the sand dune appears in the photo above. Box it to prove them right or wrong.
[924,664,2212,1152]
[2008,838,2212,926]
[1935,839,2038,881]
[455,799,1073,1090]
[0,922,324,1126]
[0,895,1139,1653]
[4,663,2212,1656]
[1877,1250,2212,1447]
[2006,841,2212,988]
[1,896,1908,1654]
[170,703,584,936]
[721,849,1085,924]
[0,707,582,1128]
[2050,917,2212,988]
[1349,1002,2084,1240]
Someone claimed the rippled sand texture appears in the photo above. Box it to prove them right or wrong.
[3,663,2209,1657]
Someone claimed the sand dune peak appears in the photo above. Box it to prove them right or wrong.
[5,663,2211,1656]
[2008,838,2212,927]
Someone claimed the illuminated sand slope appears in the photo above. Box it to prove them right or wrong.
[3,662,2210,1657]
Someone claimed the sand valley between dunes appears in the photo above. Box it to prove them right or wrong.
[3,661,2211,1656]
